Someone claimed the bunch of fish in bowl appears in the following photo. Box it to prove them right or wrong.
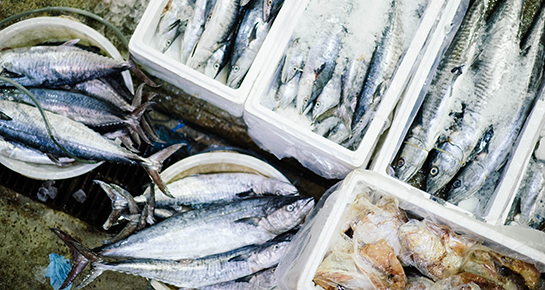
[51,171,314,289]
[0,39,182,195]
[314,191,542,290]
[392,0,545,212]
[156,0,284,88]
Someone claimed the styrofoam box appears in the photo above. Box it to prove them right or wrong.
[129,0,304,117]
[275,169,545,290]
[243,0,468,180]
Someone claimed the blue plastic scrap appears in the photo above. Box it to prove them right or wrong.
[45,253,72,290]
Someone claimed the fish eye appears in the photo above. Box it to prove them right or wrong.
[275,190,281,195]
[315,102,321,108]
[397,158,405,168]
[430,166,439,176]
[303,98,308,104]
[292,67,297,72]
[286,204,294,211]
[268,0,273,5]
[166,39,172,46]
[274,93,281,101]
[453,179,462,188]
[273,245,279,250]
[214,63,220,69]
[233,66,239,72]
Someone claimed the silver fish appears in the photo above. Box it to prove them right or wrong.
[227,0,271,88]
[157,0,195,53]
[262,0,284,23]
[0,136,73,165]
[187,0,242,72]
[98,196,313,260]
[351,0,403,137]
[295,21,343,115]
[262,56,283,110]
[394,0,489,182]
[312,116,341,137]
[281,38,308,84]
[311,58,345,121]
[133,172,299,209]
[181,0,216,64]
[0,100,181,195]
[447,3,545,204]
[337,56,368,130]
[426,0,524,194]
[276,70,301,110]
[0,41,130,87]
[72,79,134,112]
[198,267,277,289]
[517,157,545,228]
[204,42,230,78]
[326,122,349,144]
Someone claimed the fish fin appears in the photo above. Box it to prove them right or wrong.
[1,69,25,79]
[228,253,251,262]
[108,183,139,214]
[249,22,259,43]
[234,217,262,226]
[141,114,167,143]
[94,180,128,230]
[61,39,80,46]
[76,265,106,289]
[128,54,159,88]
[131,83,145,107]
[0,111,11,121]
[127,101,156,146]
[236,190,256,198]
[102,221,138,245]
[45,154,74,167]
[50,228,100,290]
[142,144,185,197]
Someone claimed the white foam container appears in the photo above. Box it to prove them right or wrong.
[0,16,137,180]
[275,169,545,290]
[243,0,468,180]
[129,0,302,117]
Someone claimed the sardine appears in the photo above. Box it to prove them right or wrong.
[426,0,524,194]
[262,0,284,23]
[97,195,313,260]
[157,0,195,53]
[181,0,216,64]
[295,21,343,115]
[187,0,243,72]
[0,41,130,87]
[133,172,298,209]
[394,0,489,182]
[311,58,344,121]
[281,38,308,84]
[350,0,403,139]
[227,0,271,88]
[0,100,181,195]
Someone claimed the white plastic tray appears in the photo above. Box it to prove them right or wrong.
[243,0,468,180]
[129,0,301,117]
[275,170,545,290]
[0,16,137,180]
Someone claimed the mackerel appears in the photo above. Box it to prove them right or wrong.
[156,0,195,53]
[204,42,231,78]
[426,0,524,194]
[312,116,341,137]
[72,79,135,112]
[0,100,181,195]
[276,70,300,110]
[0,136,73,165]
[198,267,277,289]
[262,0,283,23]
[97,195,313,260]
[181,0,216,64]
[517,157,545,229]
[394,0,489,182]
[133,172,299,209]
[281,38,308,84]
[337,56,368,130]
[311,58,345,121]
[0,42,130,87]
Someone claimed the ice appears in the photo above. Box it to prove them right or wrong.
[72,189,87,203]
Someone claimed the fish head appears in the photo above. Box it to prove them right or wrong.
[281,63,301,84]
[426,142,464,195]
[327,123,349,144]
[226,56,252,89]
[249,239,291,271]
[296,76,314,114]
[446,163,486,205]
[262,0,274,22]
[394,135,427,182]
[187,50,212,73]
[260,178,299,196]
[261,196,314,235]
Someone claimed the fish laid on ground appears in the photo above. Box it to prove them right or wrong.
[295,21,343,115]
[227,0,272,88]
[187,0,243,72]
[133,172,299,209]
[198,267,277,290]
[72,78,135,112]
[156,0,195,53]
[426,0,524,194]
[97,195,313,260]
[52,228,290,289]
[0,40,130,87]
[0,100,181,195]
[394,0,489,182]
[0,136,74,166]
[349,0,403,140]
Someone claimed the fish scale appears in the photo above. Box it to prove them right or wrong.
[0,45,129,87]
[426,0,524,194]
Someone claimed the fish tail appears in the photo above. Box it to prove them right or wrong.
[128,54,159,88]
[127,101,156,146]
[142,143,185,198]
[50,228,103,289]
[95,180,140,230]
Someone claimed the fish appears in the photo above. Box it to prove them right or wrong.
[325,122,349,144]
[350,0,403,138]
[517,157,545,229]
[295,21,343,115]
[156,0,195,53]
[51,229,291,289]
[181,0,216,63]
[71,78,135,112]
[204,42,230,78]
[311,58,345,121]
[276,69,301,110]
[337,56,368,130]
[97,195,313,260]
[133,172,299,209]
[394,0,489,182]
[0,40,130,87]
[187,0,243,72]
[281,37,308,84]
[179,267,278,290]
[262,0,284,23]
[426,0,524,194]
[227,0,272,88]
[0,100,182,196]
[0,135,74,166]
[312,116,341,137]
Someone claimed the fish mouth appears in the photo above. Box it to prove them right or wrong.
[446,164,486,204]
[426,149,462,195]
